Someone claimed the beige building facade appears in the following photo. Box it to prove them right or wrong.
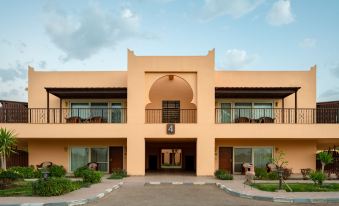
[1,49,339,176]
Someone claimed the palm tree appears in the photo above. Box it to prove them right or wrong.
[0,128,17,170]
[317,151,333,173]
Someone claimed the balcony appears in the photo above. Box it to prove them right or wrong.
[145,109,197,123]
[0,108,127,124]
[215,108,339,124]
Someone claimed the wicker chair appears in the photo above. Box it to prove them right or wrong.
[36,161,53,170]
[235,117,251,123]
[259,117,274,123]
[66,116,81,123]
[90,116,103,123]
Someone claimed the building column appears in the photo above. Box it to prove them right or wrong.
[196,137,215,176]
[126,137,145,175]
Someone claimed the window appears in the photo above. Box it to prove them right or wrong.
[233,147,273,173]
[111,103,122,123]
[90,148,108,171]
[234,148,252,173]
[253,103,273,119]
[70,147,89,172]
[162,101,180,123]
[70,147,108,172]
[71,103,90,119]
[253,148,273,169]
[91,103,108,122]
[220,103,231,123]
[235,103,252,119]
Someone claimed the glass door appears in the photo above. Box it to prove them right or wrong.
[91,103,108,122]
[234,148,252,173]
[220,103,231,123]
[111,103,122,123]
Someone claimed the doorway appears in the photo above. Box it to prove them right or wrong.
[148,155,158,170]
[219,147,233,173]
[145,139,196,174]
[109,146,123,173]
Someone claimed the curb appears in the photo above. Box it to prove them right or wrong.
[0,182,123,206]
[216,183,339,204]
[145,181,215,185]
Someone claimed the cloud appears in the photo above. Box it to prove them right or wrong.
[266,0,294,26]
[221,49,256,68]
[320,88,339,100]
[0,61,27,82]
[202,0,264,20]
[299,38,316,49]
[44,2,140,61]
[330,64,339,78]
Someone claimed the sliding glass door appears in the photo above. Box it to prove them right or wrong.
[233,147,273,173]
[234,148,252,173]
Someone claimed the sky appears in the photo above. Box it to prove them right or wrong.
[0,0,339,102]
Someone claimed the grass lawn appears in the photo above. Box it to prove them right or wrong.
[0,181,32,196]
[251,183,339,192]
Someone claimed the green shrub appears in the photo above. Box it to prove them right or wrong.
[0,170,23,180]
[49,165,66,177]
[255,168,268,179]
[109,169,127,179]
[309,171,326,186]
[32,177,80,196]
[267,171,279,180]
[8,166,36,179]
[82,170,102,183]
[214,170,233,180]
[74,166,90,177]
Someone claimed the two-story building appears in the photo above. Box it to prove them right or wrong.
[1,49,338,176]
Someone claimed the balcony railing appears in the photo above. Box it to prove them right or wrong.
[0,108,127,124]
[215,108,339,124]
[145,109,197,123]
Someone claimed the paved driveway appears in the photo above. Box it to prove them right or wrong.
[87,183,338,206]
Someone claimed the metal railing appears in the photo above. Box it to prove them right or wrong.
[145,109,197,123]
[215,108,339,124]
[0,108,127,124]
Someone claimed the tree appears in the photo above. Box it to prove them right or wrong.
[317,151,333,173]
[0,128,17,170]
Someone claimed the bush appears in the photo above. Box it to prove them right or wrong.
[255,168,268,179]
[82,170,102,183]
[309,171,326,186]
[49,165,66,177]
[214,170,233,180]
[0,170,23,180]
[267,171,279,180]
[74,166,90,178]
[109,169,127,179]
[8,166,36,179]
[32,177,80,196]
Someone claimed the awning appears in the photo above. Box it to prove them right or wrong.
[45,87,127,99]
[215,87,300,99]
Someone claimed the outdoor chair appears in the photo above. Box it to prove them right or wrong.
[259,117,275,123]
[90,116,103,123]
[66,116,81,123]
[235,117,251,123]
[36,161,53,170]
[87,162,98,171]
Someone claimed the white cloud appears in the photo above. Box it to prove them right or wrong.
[299,38,317,49]
[202,0,264,20]
[266,0,294,26]
[44,3,140,61]
[222,49,256,68]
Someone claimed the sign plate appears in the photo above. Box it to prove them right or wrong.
[166,123,175,135]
